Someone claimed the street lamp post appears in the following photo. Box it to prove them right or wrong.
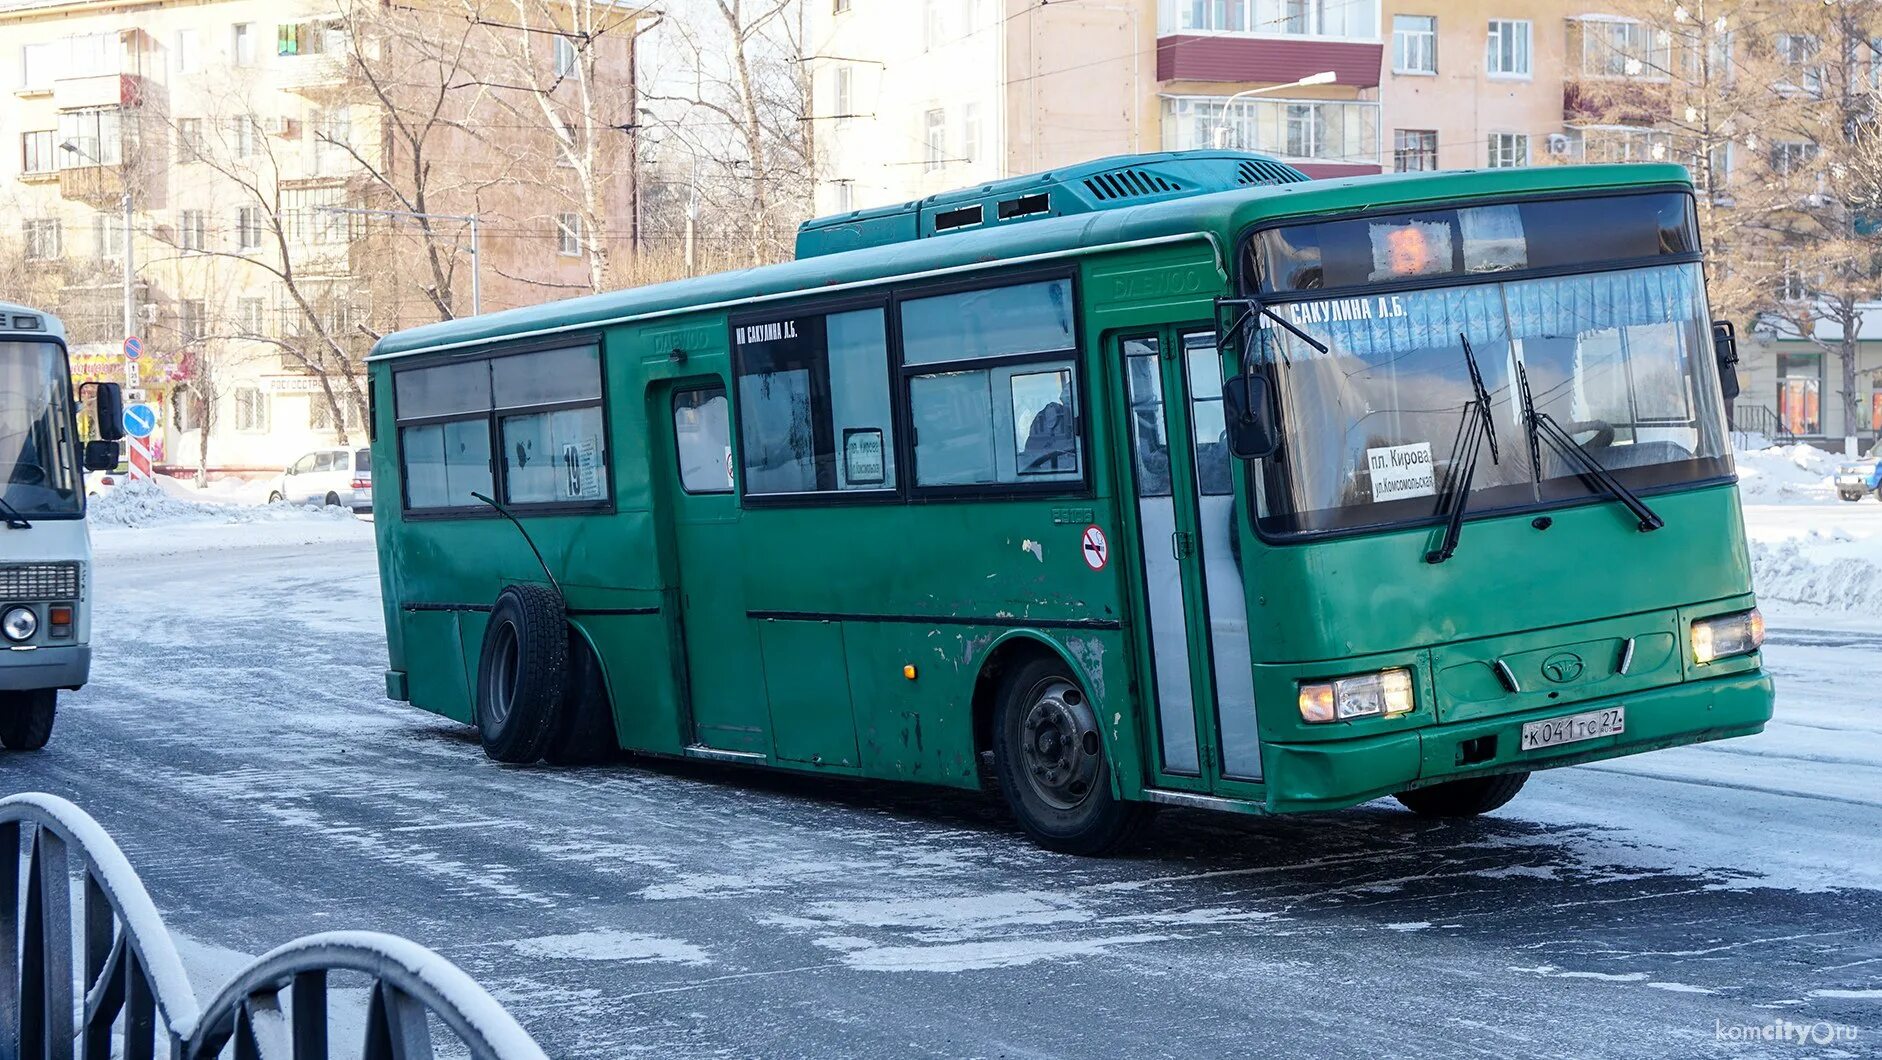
[316,205,482,316]
[59,140,136,356]
[1210,71,1339,150]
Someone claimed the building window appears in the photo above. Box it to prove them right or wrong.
[179,300,207,343]
[1870,369,1882,434]
[672,387,733,494]
[1775,33,1823,94]
[230,116,260,156]
[900,279,1081,487]
[1486,19,1531,77]
[1776,353,1821,436]
[311,396,363,431]
[1775,259,1810,303]
[177,210,206,252]
[553,35,577,78]
[833,180,855,213]
[237,297,266,336]
[176,118,204,162]
[1577,18,1670,79]
[21,42,58,91]
[923,0,943,50]
[923,108,946,171]
[961,101,981,163]
[1162,96,1380,166]
[832,64,852,121]
[232,22,256,66]
[93,214,124,260]
[1771,140,1818,177]
[21,131,56,175]
[1165,0,1376,39]
[237,207,264,250]
[22,220,61,260]
[1392,15,1436,74]
[555,212,582,256]
[57,108,123,168]
[1487,132,1528,168]
[1393,129,1437,171]
[734,307,896,495]
[175,28,201,73]
[1580,126,1671,164]
[834,0,851,12]
[234,387,270,432]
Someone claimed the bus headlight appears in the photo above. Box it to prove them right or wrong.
[1692,608,1764,664]
[1299,667,1415,723]
[2,606,37,643]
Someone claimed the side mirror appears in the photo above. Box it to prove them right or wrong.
[1221,372,1281,460]
[91,382,125,441]
[83,440,120,472]
[1711,320,1741,403]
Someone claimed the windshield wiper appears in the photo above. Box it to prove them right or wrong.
[0,494,31,530]
[1515,363,1664,533]
[1426,333,1501,565]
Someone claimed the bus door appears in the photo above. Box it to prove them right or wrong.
[657,380,772,756]
[1117,329,1263,788]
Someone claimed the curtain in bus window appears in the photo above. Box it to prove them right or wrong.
[673,389,732,493]
[500,406,607,504]
[491,345,601,407]
[401,419,491,508]
[394,360,490,418]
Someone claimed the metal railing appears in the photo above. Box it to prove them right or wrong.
[1,793,548,1060]
[1730,403,1797,449]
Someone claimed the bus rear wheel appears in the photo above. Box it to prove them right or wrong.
[474,584,568,764]
[993,657,1148,856]
[0,690,56,751]
[1395,772,1529,817]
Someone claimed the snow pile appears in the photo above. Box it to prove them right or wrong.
[88,479,355,529]
[1750,530,1882,615]
[1733,444,1840,504]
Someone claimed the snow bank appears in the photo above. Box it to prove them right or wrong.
[1750,532,1882,615]
[1733,444,1840,504]
[88,479,356,529]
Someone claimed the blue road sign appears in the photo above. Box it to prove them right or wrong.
[123,403,157,439]
[123,336,142,360]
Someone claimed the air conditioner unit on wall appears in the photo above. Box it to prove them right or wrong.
[1546,133,1573,157]
[264,116,299,138]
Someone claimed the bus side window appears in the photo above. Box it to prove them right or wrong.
[673,387,733,493]
[732,307,896,496]
[899,278,1082,488]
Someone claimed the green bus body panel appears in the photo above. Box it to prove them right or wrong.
[368,159,1772,817]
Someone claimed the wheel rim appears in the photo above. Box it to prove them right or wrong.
[1017,677,1102,811]
[483,620,520,730]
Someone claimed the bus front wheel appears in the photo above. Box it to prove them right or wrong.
[474,584,568,764]
[993,657,1148,856]
[1395,771,1529,817]
[0,690,56,751]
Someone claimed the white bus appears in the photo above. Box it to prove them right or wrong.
[1,301,123,751]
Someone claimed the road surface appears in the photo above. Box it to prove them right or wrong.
[6,529,1877,1058]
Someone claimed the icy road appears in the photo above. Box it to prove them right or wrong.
[7,501,1881,1059]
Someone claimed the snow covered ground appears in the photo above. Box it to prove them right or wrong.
[8,456,1874,1058]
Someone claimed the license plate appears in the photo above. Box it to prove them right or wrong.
[1521,707,1625,751]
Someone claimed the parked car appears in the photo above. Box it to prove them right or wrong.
[267,448,372,513]
[1835,446,1880,502]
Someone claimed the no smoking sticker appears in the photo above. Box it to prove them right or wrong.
[1080,525,1108,571]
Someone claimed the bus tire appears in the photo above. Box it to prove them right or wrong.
[1395,771,1529,818]
[543,633,618,765]
[474,584,568,764]
[0,690,56,751]
[993,657,1148,856]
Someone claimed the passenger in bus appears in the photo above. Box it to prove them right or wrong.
[1020,380,1077,473]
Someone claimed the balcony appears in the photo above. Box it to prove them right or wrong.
[1157,35,1383,88]
[51,72,149,111]
[1162,95,1381,173]
[1564,79,1665,125]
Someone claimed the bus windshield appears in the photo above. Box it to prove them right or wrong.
[0,339,82,517]
[1252,262,1732,536]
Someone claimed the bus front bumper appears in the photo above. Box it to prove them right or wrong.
[1261,671,1774,815]
[0,644,91,692]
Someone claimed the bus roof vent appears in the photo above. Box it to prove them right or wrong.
[795,150,1310,258]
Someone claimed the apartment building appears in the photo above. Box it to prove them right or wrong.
[805,1,1677,209]
[0,0,636,473]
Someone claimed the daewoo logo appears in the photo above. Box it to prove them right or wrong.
[1541,652,1585,684]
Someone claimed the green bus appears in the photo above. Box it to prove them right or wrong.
[366,151,1774,854]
